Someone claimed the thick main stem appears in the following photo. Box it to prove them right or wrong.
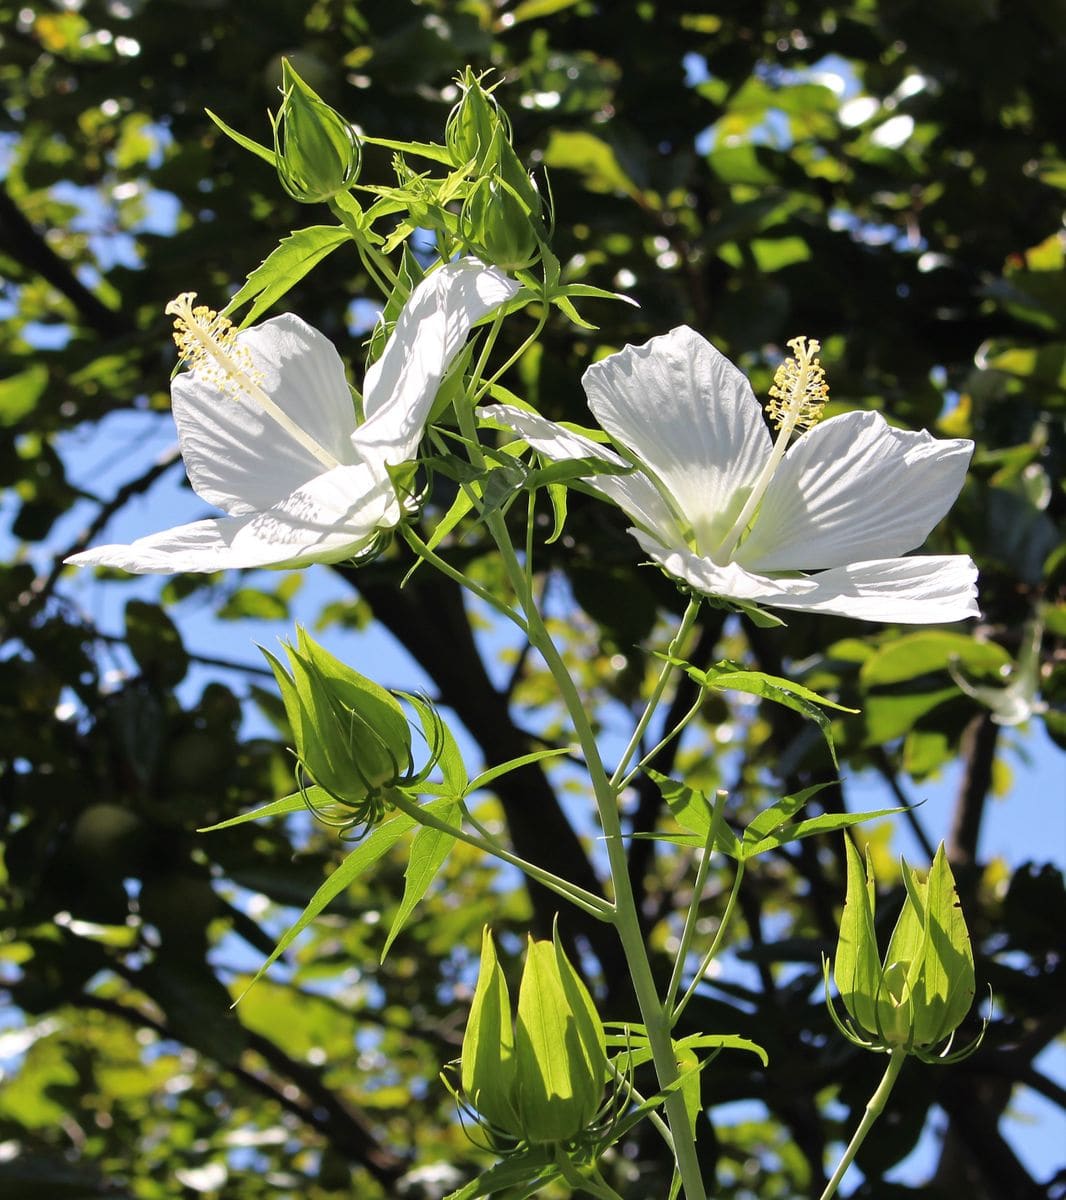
[480,509,707,1200]
[819,1048,907,1200]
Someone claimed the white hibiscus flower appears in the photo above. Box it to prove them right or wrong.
[67,258,518,574]
[480,326,978,624]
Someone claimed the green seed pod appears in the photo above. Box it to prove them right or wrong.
[265,627,410,807]
[832,840,977,1055]
[273,58,361,203]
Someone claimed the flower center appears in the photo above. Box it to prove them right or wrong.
[713,336,829,563]
[166,293,341,471]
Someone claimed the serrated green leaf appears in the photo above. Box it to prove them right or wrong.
[468,746,570,793]
[745,806,905,858]
[647,770,741,858]
[441,1149,557,1200]
[362,134,455,165]
[222,226,350,328]
[684,660,856,767]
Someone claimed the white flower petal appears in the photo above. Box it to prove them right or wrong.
[356,258,519,464]
[763,556,980,623]
[65,464,393,574]
[630,528,820,604]
[478,404,685,544]
[582,327,772,553]
[736,411,974,571]
[172,314,358,515]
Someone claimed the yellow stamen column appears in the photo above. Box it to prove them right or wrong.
[713,336,829,563]
[166,293,342,472]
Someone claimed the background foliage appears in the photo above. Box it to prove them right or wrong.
[1,1,1063,1197]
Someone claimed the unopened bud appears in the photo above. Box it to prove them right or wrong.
[265,628,410,812]
[273,58,361,203]
[445,67,510,173]
[460,927,607,1144]
[828,840,979,1060]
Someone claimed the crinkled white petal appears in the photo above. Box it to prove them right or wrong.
[764,556,980,623]
[355,258,519,465]
[65,463,394,574]
[735,411,975,571]
[582,327,772,553]
[478,403,685,544]
[172,314,358,515]
[630,529,820,604]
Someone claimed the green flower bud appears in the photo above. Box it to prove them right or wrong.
[830,840,977,1058]
[460,927,607,1145]
[272,58,361,203]
[445,67,510,173]
[460,176,541,272]
[265,628,411,810]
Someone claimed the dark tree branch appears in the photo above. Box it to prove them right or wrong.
[346,564,621,978]
[75,994,406,1188]
[948,710,999,868]
[0,182,129,340]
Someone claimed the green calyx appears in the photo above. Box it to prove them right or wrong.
[460,926,607,1145]
[264,627,411,812]
[828,839,981,1061]
[272,58,362,204]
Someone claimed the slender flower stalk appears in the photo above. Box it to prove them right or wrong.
[819,1048,907,1200]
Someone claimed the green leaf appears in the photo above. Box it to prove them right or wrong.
[125,599,188,687]
[509,0,582,22]
[236,810,418,1000]
[205,107,277,166]
[442,1149,557,1200]
[860,632,1011,687]
[223,225,351,328]
[647,770,741,859]
[198,788,324,832]
[684,660,857,767]
[746,806,905,859]
[468,746,571,793]
[0,364,48,427]
[381,798,460,959]
[361,133,455,165]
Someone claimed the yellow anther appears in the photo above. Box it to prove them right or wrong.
[164,291,341,471]
[165,292,264,398]
[766,335,829,434]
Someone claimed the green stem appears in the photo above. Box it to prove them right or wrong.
[666,792,724,1012]
[819,1048,907,1200]
[552,1147,625,1200]
[617,694,704,794]
[399,525,527,635]
[452,379,706,1198]
[672,860,745,1026]
[610,599,701,789]
[387,791,611,920]
[480,516,707,1200]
